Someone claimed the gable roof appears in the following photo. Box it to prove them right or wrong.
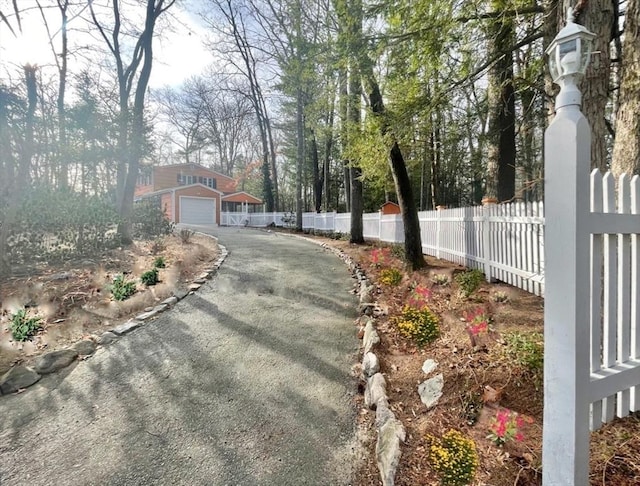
[221,191,263,204]
[135,183,224,199]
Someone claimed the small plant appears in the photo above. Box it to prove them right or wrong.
[153,256,166,268]
[179,228,194,244]
[492,290,509,303]
[428,429,479,486]
[393,305,440,347]
[407,284,432,309]
[370,247,391,267]
[487,408,534,446]
[390,243,405,260]
[462,307,490,347]
[379,267,403,286]
[150,238,166,254]
[504,331,544,374]
[110,274,137,301]
[455,269,484,298]
[140,268,159,286]
[431,273,450,286]
[10,309,42,342]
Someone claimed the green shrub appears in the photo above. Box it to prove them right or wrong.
[110,274,137,301]
[153,256,166,268]
[379,268,403,286]
[131,199,174,239]
[10,309,42,342]
[141,268,159,286]
[454,269,484,298]
[393,305,440,347]
[504,331,544,374]
[428,430,479,486]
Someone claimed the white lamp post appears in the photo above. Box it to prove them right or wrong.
[545,8,596,109]
[542,9,597,486]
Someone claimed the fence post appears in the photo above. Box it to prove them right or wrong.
[542,13,595,485]
[481,198,497,282]
[435,207,442,259]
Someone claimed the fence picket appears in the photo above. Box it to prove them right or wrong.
[602,172,617,422]
[632,176,640,411]
[590,170,604,430]
[617,175,632,417]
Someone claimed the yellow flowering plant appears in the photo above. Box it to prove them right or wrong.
[428,429,479,486]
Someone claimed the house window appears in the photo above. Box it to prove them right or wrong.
[208,178,217,189]
[177,174,183,185]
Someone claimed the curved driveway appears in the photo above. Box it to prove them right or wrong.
[0,227,359,485]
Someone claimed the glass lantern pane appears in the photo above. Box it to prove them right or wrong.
[559,38,580,75]
[549,51,560,81]
[579,38,593,74]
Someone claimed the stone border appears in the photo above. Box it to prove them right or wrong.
[301,237,406,486]
[0,235,228,396]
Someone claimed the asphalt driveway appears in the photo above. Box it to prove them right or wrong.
[0,227,360,485]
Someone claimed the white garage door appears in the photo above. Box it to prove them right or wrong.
[180,197,216,225]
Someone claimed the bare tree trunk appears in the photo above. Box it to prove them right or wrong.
[362,66,425,270]
[295,88,304,230]
[611,0,640,177]
[560,0,614,171]
[485,0,516,202]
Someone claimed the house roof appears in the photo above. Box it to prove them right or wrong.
[221,192,263,204]
[135,183,224,199]
[154,163,236,182]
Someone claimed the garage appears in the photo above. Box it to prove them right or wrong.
[180,196,216,225]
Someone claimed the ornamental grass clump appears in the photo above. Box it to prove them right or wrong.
[379,267,403,286]
[428,429,479,486]
[393,305,440,347]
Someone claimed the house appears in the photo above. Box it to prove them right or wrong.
[135,163,262,225]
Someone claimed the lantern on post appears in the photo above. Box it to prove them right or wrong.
[545,8,596,109]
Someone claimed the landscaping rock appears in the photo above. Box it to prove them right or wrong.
[162,296,179,306]
[112,320,141,336]
[152,304,168,313]
[362,352,380,378]
[0,366,41,394]
[98,331,118,345]
[135,310,158,321]
[376,403,406,486]
[72,339,97,356]
[34,349,78,374]
[188,283,202,291]
[418,373,444,410]
[174,290,189,300]
[421,359,438,376]
[365,373,388,410]
[363,320,380,353]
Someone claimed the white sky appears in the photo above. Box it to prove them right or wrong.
[0,2,214,88]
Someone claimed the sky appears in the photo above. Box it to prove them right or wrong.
[0,1,214,88]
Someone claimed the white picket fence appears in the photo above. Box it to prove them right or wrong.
[222,201,546,296]
[587,171,640,430]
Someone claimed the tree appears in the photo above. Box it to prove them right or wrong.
[90,0,176,243]
[611,0,640,177]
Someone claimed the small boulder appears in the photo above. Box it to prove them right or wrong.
[34,349,78,374]
[112,320,141,335]
[365,373,388,410]
[421,359,438,376]
[72,339,97,356]
[363,320,380,354]
[376,403,406,486]
[0,366,41,394]
[98,331,119,345]
[418,373,444,410]
[362,352,380,378]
